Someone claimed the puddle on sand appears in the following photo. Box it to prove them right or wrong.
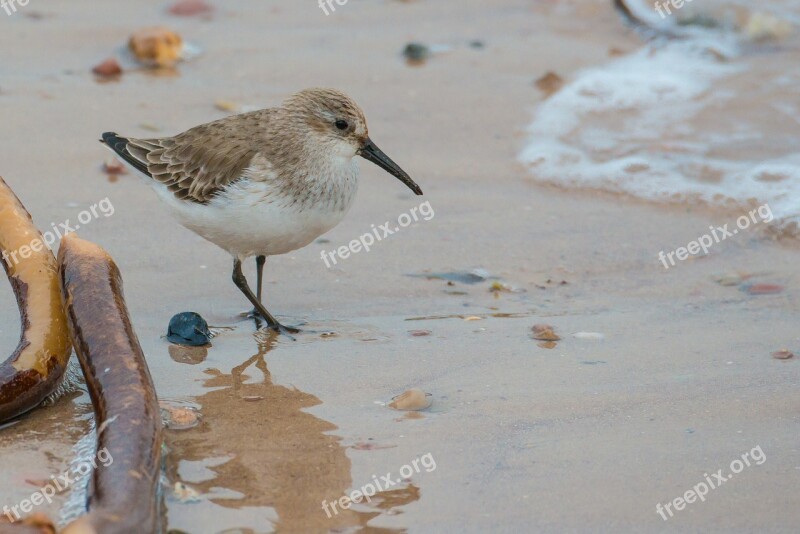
[0,392,91,525]
[164,329,419,533]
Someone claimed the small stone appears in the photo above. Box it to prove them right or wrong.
[716,273,744,286]
[168,0,213,16]
[101,158,127,175]
[214,99,239,113]
[403,42,431,63]
[535,72,564,97]
[92,58,123,77]
[772,349,794,360]
[743,283,784,295]
[166,312,211,346]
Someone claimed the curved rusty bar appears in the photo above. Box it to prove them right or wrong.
[0,176,72,423]
[58,234,163,534]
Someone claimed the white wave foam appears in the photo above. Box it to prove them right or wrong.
[520,3,800,233]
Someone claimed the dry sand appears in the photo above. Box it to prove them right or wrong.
[0,0,798,532]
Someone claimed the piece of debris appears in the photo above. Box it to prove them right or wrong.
[351,441,397,451]
[168,0,213,16]
[489,281,524,294]
[572,332,605,340]
[92,58,123,78]
[408,268,493,285]
[531,324,560,341]
[676,13,721,29]
[173,482,201,503]
[772,349,794,360]
[129,27,184,68]
[166,312,212,346]
[742,283,784,296]
[716,272,746,286]
[388,388,432,411]
[409,329,431,337]
[138,122,163,132]
[214,99,240,113]
[744,11,793,42]
[101,158,127,176]
[535,71,564,97]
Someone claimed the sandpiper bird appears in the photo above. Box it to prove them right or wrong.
[101,88,423,334]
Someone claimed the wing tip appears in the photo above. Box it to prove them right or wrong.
[99,132,152,178]
[100,131,126,148]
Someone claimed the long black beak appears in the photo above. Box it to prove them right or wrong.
[359,138,423,195]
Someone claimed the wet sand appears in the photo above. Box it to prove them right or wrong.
[0,0,798,532]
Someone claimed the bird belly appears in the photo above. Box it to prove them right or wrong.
[153,178,357,258]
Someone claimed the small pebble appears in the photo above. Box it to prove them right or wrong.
[772,349,794,360]
[743,283,784,295]
[214,99,239,113]
[409,329,431,337]
[403,42,431,63]
[168,0,213,16]
[101,158,127,175]
[535,71,564,97]
[167,312,211,346]
[716,273,744,286]
[92,58,123,78]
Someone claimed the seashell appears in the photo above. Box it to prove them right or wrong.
[531,324,560,341]
[129,27,184,68]
[388,388,432,411]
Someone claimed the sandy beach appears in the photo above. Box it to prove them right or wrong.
[0,0,798,532]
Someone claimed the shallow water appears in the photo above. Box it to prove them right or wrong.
[520,0,800,235]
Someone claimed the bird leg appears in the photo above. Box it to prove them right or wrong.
[255,255,266,302]
[232,258,298,335]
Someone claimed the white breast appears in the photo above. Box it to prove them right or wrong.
[152,160,359,258]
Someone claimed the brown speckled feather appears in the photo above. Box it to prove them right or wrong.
[115,110,273,204]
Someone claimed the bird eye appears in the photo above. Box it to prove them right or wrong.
[335,120,349,131]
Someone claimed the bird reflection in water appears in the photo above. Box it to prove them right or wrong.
[165,329,419,533]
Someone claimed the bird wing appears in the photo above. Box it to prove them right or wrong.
[101,111,267,204]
